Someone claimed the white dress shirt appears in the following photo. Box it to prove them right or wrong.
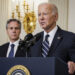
[6,39,20,57]
[43,26,58,47]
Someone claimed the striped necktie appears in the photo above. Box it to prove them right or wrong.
[8,44,15,57]
[42,35,49,57]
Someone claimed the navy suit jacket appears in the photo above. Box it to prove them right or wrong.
[0,43,26,57]
[29,27,75,62]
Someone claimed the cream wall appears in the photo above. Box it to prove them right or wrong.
[68,0,75,33]
[0,0,48,45]
[0,0,9,45]
[0,0,75,45]
[48,0,68,30]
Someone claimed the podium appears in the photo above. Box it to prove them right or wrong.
[0,57,68,75]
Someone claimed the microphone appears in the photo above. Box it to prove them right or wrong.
[19,33,33,47]
[26,33,41,47]
[24,33,33,41]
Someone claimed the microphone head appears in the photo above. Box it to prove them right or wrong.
[26,33,41,47]
[19,33,41,48]
[24,33,33,41]
[34,33,41,42]
[19,33,33,47]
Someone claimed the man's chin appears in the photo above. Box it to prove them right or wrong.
[11,38,18,41]
[42,27,47,30]
[41,26,46,29]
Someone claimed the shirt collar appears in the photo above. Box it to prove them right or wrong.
[44,25,58,39]
[9,39,20,46]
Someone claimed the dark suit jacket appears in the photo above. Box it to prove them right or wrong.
[0,42,26,57]
[29,27,75,62]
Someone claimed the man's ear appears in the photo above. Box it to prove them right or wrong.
[55,13,58,21]
[6,29,8,34]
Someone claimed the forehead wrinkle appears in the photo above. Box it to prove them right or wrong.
[38,4,53,14]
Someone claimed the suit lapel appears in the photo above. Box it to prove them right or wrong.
[37,32,44,56]
[48,27,63,56]
[31,32,43,57]
[3,43,9,57]
[36,36,43,56]
[15,41,24,57]
[15,46,20,57]
[15,39,25,57]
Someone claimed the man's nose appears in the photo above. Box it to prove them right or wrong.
[40,14,44,20]
[12,28,16,32]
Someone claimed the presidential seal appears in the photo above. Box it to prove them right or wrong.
[7,65,30,75]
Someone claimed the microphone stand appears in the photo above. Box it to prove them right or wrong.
[19,33,41,57]
[19,40,34,57]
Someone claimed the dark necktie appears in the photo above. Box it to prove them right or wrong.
[8,44,15,57]
[42,35,49,57]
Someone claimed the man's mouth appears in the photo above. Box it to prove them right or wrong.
[40,22,45,25]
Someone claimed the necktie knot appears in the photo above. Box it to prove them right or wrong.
[45,34,49,42]
[11,44,15,48]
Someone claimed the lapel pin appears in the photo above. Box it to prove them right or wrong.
[57,36,61,40]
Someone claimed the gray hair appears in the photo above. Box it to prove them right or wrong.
[51,4,58,15]
[6,19,21,29]
[38,2,58,15]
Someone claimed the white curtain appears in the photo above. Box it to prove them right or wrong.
[48,0,68,30]
[0,0,9,45]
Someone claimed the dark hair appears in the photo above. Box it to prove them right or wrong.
[6,19,21,29]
